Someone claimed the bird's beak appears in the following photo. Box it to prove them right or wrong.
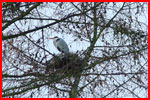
[48,37,55,39]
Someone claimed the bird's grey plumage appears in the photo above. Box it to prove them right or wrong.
[53,37,69,54]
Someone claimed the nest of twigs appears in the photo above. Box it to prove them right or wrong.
[45,53,84,75]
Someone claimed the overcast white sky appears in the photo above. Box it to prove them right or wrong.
[2,2,148,98]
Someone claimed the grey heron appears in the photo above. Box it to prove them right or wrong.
[48,36,69,54]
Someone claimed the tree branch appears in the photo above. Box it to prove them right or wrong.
[2,3,41,31]
[2,3,103,41]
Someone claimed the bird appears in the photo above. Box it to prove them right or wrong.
[48,36,69,54]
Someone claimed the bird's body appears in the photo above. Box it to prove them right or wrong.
[49,36,69,54]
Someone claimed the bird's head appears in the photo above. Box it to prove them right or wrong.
[53,36,58,38]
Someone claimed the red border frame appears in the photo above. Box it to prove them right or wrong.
[0,1,2,99]
[148,2,149,99]
[1,0,150,2]
[1,1,149,99]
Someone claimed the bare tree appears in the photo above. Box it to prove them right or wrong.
[2,2,148,98]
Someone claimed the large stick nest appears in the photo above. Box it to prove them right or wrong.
[45,53,84,75]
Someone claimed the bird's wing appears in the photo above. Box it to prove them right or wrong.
[57,39,69,53]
